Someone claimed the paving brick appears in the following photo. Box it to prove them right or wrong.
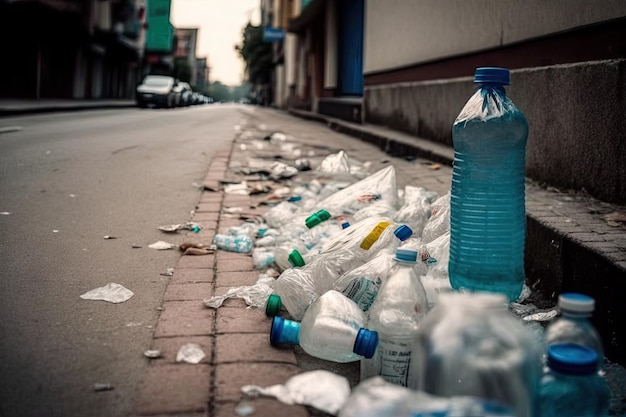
[195,203,222,213]
[192,212,219,222]
[163,282,213,301]
[215,270,260,287]
[217,257,255,272]
[216,251,252,261]
[171,268,214,284]
[218,218,246,229]
[198,193,223,204]
[213,398,309,417]
[214,363,302,402]
[215,334,297,364]
[134,364,210,415]
[215,306,272,333]
[150,336,213,365]
[193,220,218,231]
[177,254,215,269]
[223,195,252,206]
[155,301,214,337]
[183,229,216,243]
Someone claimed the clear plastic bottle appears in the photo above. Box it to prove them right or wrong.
[544,293,604,366]
[408,292,543,417]
[538,343,610,417]
[213,233,253,253]
[448,67,529,302]
[270,290,378,363]
[361,248,429,386]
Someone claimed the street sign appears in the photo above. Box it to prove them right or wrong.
[263,27,285,42]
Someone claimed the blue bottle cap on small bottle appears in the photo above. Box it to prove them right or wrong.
[474,67,510,85]
[341,222,350,229]
[353,328,378,359]
[270,316,300,346]
[394,225,413,241]
[547,343,598,375]
[558,293,595,314]
[394,248,418,263]
[288,195,302,202]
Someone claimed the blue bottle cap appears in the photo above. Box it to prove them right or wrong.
[547,343,599,375]
[394,248,418,263]
[393,225,413,241]
[288,195,302,202]
[270,316,300,346]
[558,292,595,314]
[341,222,351,229]
[353,328,378,359]
[474,67,510,85]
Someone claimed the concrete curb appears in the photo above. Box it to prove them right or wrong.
[288,107,626,364]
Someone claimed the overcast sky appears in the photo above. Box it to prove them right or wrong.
[170,0,261,86]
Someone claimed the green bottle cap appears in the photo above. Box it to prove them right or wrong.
[265,294,282,317]
[288,250,306,267]
[316,209,331,221]
[305,214,321,229]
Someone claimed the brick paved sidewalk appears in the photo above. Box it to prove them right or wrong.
[131,108,453,417]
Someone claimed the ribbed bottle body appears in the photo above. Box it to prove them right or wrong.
[449,86,528,302]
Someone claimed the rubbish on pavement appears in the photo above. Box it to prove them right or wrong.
[234,400,255,416]
[224,182,250,195]
[103,235,117,239]
[80,282,134,304]
[176,343,206,364]
[204,275,275,309]
[269,161,298,180]
[179,242,214,255]
[160,268,174,277]
[0,211,10,215]
[144,350,162,359]
[131,244,142,249]
[158,222,201,233]
[213,234,253,253]
[93,383,114,392]
[148,240,177,250]
[605,211,626,226]
[241,370,350,415]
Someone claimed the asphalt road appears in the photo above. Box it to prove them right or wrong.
[0,104,241,417]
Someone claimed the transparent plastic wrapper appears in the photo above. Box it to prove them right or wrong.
[176,343,206,364]
[213,234,253,253]
[408,292,544,417]
[420,231,453,308]
[242,370,351,415]
[316,150,351,174]
[229,222,262,238]
[393,186,436,237]
[421,192,450,244]
[205,275,275,309]
[339,377,516,417]
[314,166,398,218]
[269,161,298,180]
[273,263,320,320]
[351,201,397,224]
[263,201,300,228]
[252,247,274,269]
[80,282,134,304]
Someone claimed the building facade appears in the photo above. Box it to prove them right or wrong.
[0,0,146,99]
[174,27,198,85]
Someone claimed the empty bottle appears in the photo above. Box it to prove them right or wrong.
[538,343,610,417]
[544,293,604,366]
[408,292,543,417]
[361,248,429,386]
[448,67,529,302]
[213,234,253,253]
[270,290,378,363]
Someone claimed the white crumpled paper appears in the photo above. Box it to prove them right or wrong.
[176,343,206,364]
[80,282,134,304]
[148,240,177,250]
[241,370,351,415]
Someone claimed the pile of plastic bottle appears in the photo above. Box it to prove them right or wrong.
[209,68,611,417]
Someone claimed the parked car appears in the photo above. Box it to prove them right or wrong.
[136,75,178,108]
[177,82,193,106]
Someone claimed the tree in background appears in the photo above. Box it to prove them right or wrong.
[236,23,272,105]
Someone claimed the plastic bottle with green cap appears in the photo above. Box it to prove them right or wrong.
[361,248,429,386]
[539,343,610,417]
[304,209,331,229]
[265,294,283,317]
[270,290,378,363]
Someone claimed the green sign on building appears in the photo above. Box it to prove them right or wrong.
[146,0,173,52]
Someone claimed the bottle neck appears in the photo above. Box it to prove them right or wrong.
[477,83,506,94]
[561,310,592,319]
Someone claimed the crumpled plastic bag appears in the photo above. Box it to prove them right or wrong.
[176,343,206,364]
[80,282,134,304]
[204,275,275,309]
[421,192,450,244]
[394,186,437,237]
[242,370,351,415]
[269,162,298,180]
[317,150,351,174]
[148,240,177,250]
[421,231,453,308]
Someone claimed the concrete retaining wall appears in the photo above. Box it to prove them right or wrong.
[364,59,626,205]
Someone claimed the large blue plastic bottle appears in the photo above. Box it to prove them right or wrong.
[449,67,529,302]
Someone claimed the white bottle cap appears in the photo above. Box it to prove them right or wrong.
[558,293,595,314]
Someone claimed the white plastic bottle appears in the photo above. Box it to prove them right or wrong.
[544,293,604,367]
[270,290,378,363]
[361,248,429,386]
[213,234,253,253]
